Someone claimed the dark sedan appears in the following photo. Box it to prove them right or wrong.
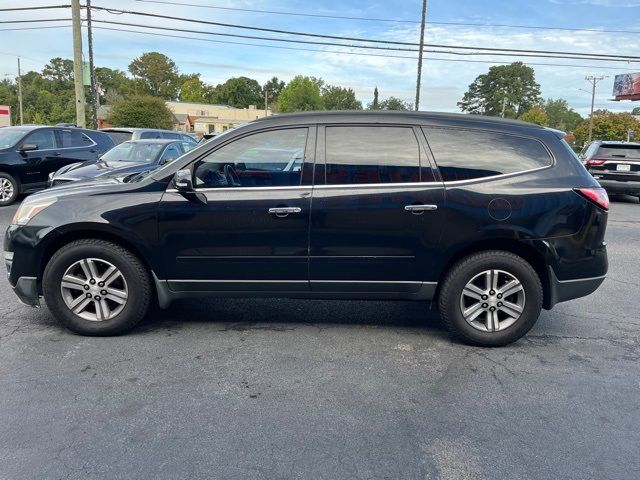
[49,139,195,187]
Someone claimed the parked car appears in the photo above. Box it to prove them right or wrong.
[581,140,640,200]
[48,139,196,187]
[0,125,114,206]
[100,128,198,146]
[5,112,608,346]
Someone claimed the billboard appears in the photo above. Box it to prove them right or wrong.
[613,73,640,101]
[0,105,10,127]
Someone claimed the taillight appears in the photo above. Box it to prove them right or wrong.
[575,187,609,210]
[585,159,606,167]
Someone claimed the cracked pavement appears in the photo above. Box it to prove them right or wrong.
[0,196,639,479]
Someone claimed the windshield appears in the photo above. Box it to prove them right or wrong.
[0,128,29,148]
[101,142,165,163]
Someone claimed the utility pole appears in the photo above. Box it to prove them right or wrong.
[16,57,23,125]
[86,0,98,128]
[414,0,427,111]
[264,86,268,117]
[71,0,86,128]
[585,75,605,143]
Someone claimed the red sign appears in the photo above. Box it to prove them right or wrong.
[0,109,9,116]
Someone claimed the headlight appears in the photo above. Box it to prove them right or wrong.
[12,197,57,225]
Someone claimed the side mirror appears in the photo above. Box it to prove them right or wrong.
[19,143,38,152]
[173,169,193,192]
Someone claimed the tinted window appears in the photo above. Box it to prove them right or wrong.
[194,128,307,188]
[424,128,552,182]
[596,144,640,159]
[181,134,197,144]
[58,129,93,148]
[140,131,163,139]
[24,129,56,150]
[104,131,132,145]
[162,132,182,140]
[181,141,195,153]
[325,126,422,184]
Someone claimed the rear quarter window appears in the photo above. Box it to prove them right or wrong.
[423,127,552,182]
[105,131,132,145]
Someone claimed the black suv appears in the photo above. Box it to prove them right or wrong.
[581,140,640,200]
[4,112,609,346]
[0,125,114,206]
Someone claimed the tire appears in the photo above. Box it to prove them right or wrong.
[43,239,151,336]
[438,250,543,347]
[0,172,19,206]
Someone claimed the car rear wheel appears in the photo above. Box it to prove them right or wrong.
[438,250,542,347]
[0,173,19,206]
[43,239,151,336]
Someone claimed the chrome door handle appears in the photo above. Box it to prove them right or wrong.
[268,207,302,217]
[404,204,438,214]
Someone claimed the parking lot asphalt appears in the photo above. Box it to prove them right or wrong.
[0,196,639,480]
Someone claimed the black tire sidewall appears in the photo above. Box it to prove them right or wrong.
[0,173,19,207]
[440,253,542,347]
[43,242,149,335]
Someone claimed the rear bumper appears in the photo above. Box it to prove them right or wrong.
[596,179,640,195]
[546,267,605,309]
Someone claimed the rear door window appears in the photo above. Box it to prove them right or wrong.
[423,127,552,182]
[325,126,430,184]
[58,129,94,148]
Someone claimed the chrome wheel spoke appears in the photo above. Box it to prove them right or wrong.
[487,310,499,332]
[500,280,523,298]
[94,299,110,321]
[463,283,485,300]
[463,302,484,322]
[71,296,92,314]
[105,287,127,304]
[61,274,86,291]
[499,300,523,319]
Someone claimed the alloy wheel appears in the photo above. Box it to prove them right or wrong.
[60,258,128,321]
[0,178,14,202]
[459,269,526,333]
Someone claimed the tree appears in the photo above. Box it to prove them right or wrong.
[519,106,548,125]
[42,58,74,85]
[573,111,640,145]
[458,62,541,117]
[95,67,132,104]
[128,52,180,99]
[632,106,640,115]
[109,95,175,129]
[322,85,362,110]
[211,76,263,108]
[368,87,380,110]
[179,74,207,102]
[277,76,324,112]
[544,98,583,131]
[379,96,412,111]
[264,76,285,109]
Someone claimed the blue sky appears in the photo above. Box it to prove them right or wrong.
[1,0,640,115]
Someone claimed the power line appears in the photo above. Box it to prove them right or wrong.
[88,6,640,62]
[0,5,70,12]
[131,0,640,35]
[91,25,640,71]
[90,19,640,63]
[0,19,71,24]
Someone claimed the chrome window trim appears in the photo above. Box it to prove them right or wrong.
[166,185,312,193]
[441,164,554,185]
[167,279,437,285]
[17,129,98,152]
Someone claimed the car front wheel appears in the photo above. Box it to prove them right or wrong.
[438,250,543,347]
[0,173,19,206]
[43,239,151,335]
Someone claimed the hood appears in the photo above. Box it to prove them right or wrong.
[53,160,154,181]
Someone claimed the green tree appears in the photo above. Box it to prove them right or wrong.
[458,62,541,117]
[128,52,180,99]
[368,87,380,110]
[109,95,174,129]
[379,96,412,111]
[211,76,263,108]
[179,74,207,102]
[95,67,132,104]
[322,85,362,110]
[264,76,285,109]
[632,106,640,115]
[519,106,548,125]
[573,112,640,145]
[544,98,583,131]
[277,76,324,112]
[42,58,74,85]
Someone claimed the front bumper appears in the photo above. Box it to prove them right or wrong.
[10,276,40,307]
